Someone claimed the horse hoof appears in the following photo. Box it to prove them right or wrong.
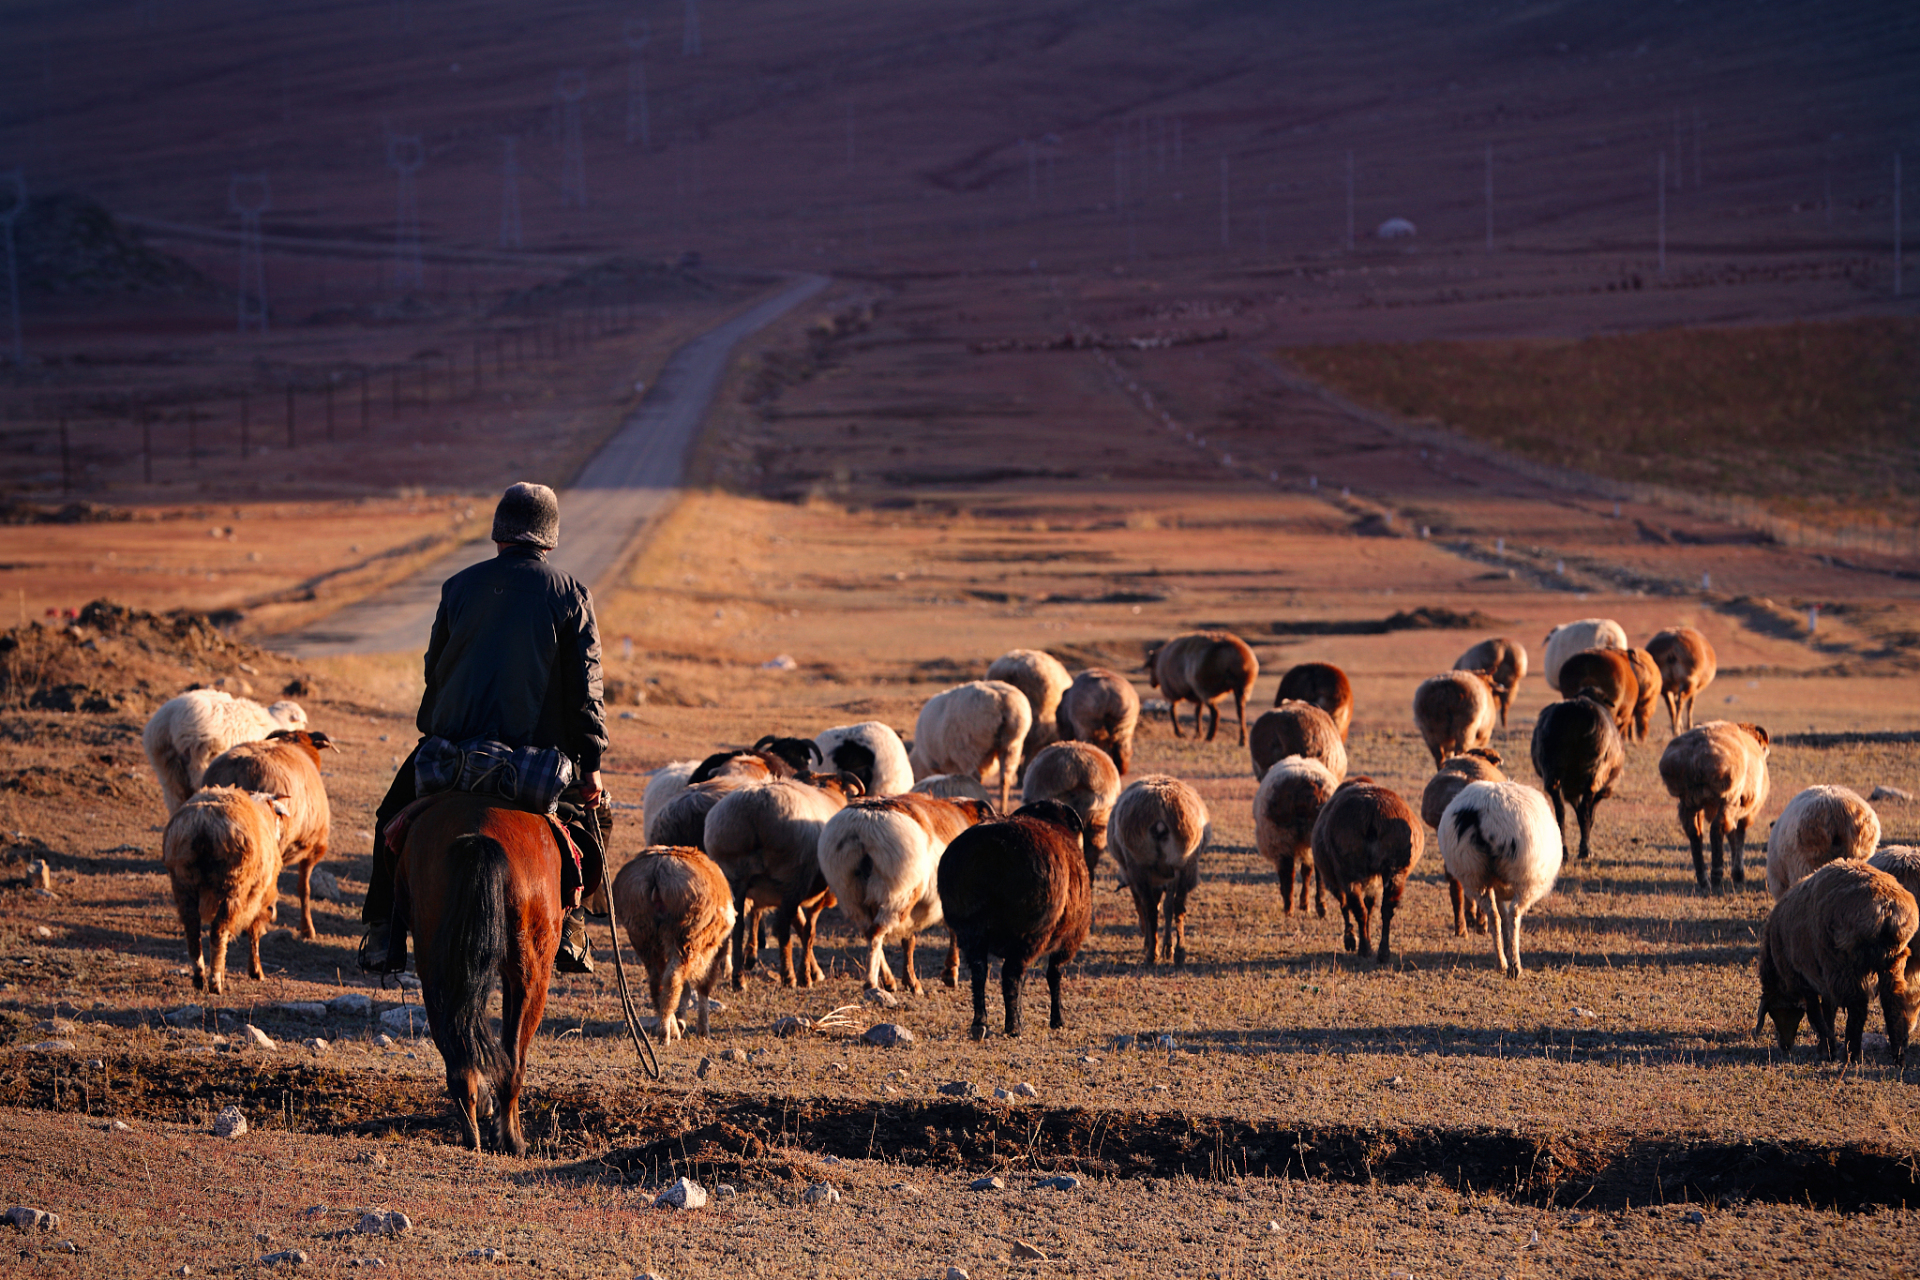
[969,1024,988,1042]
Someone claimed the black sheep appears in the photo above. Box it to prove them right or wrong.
[1530,692,1627,861]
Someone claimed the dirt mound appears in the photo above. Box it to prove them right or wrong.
[1259,607,1505,637]
[16,192,214,299]
[0,498,132,526]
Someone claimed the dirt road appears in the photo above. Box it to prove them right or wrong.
[271,273,829,658]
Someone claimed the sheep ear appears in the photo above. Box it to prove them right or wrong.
[271,800,291,817]
[313,732,340,752]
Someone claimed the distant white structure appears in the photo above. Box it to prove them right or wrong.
[388,135,424,292]
[624,18,652,147]
[498,136,523,250]
[557,71,588,208]
[1376,217,1416,239]
[228,172,270,334]
[0,169,22,365]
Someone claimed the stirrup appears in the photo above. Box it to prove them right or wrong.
[357,922,405,974]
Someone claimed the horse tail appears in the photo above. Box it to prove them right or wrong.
[424,833,514,1108]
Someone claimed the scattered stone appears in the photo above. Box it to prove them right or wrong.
[1109,1034,1134,1051]
[801,1183,840,1205]
[54,1240,77,1253]
[1385,1076,1404,1088]
[1155,1034,1176,1050]
[371,1034,395,1049]
[355,1210,410,1236]
[719,1048,747,1062]
[1012,1081,1037,1098]
[635,1273,665,1280]
[1681,1209,1705,1226]
[328,992,374,1017]
[1871,786,1913,803]
[820,1155,843,1166]
[1267,1221,1281,1233]
[863,1022,913,1048]
[861,987,900,1008]
[304,1039,330,1055]
[654,1178,708,1210]
[110,1120,131,1132]
[379,1006,429,1035]
[244,1025,277,1051]
[696,1056,713,1080]
[32,926,53,938]
[992,1088,1010,1100]
[1034,1175,1080,1191]
[1151,1084,1169,1093]
[260,1250,308,1267]
[5,1206,60,1232]
[163,1004,205,1027]
[714,1184,737,1199]
[361,1151,389,1170]
[309,869,344,902]
[969,1176,1005,1192]
[1012,1241,1047,1262]
[1077,1055,1100,1067]
[26,1040,74,1052]
[212,1106,248,1139]
[462,1247,504,1262]
[947,1268,970,1280]
[280,1001,329,1020]
[771,1015,811,1037]
[301,1206,327,1220]
[937,1081,975,1097]
[84,1059,103,1071]
[890,1181,921,1196]
[174,1268,192,1276]
[395,974,422,991]
[348,1259,385,1269]
[1571,1006,1598,1021]
[35,1018,74,1035]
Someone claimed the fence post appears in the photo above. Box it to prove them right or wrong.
[142,408,153,484]
[361,368,370,433]
[325,377,335,442]
[59,412,70,493]
[285,382,296,449]
[240,390,250,458]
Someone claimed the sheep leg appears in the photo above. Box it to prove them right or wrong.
[297,861,317,940]
[1232,688,1247,747]
[1681,804,1708,889]
[998,749,1014,814]
[968,954,991,1041]
[1279,851,1298,915]
[899,931,926,997]
[246,918,266,981]
[1707,810,1727,890]
[865,933,893,991]
[1001,955,1028,1038]
[659,960,686,1045]
[1167,698,1184,738]
[1546,788,1568,847]
[799,908,827,985]
[647,960,674,1045]
[175,891,206,991]
[1728,819,1749,885]
[1501,901,1524,978]
[1202,699,1219,743]
[1842,998,1869,1065]
[1046,950,1067,1031]
[1485,890,1507,973]
[942,932,960,989]
[1339,890,1360,953]
[208,924,232,997]
[1130,881,1161,965]
[728,892,751,991]
[1447,874,1468,937]
[1375,882,1402,964]
[1160,888,1180,968]
[1574,796,1597,862]
[1810,997,1840,1060]
[1312,865,1327,919]
[770,902,800,987]
[1345,889,1370,957]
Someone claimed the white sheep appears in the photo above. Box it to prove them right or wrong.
[814,721,914,797]
[142,690,307,813]
[704,776,860,988]
[908,680,1032,813]
[1766,785,1882,902]
[1439,781,1564,977]
[987,649,1073,765]
[641,761,701,844]
[1253,756,1338,917]
[910,774,995,804]
[1542,618,1627,693]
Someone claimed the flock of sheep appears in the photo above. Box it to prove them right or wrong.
[129,619,1918,1068]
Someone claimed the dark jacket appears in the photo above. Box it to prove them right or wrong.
[416,544,607,774]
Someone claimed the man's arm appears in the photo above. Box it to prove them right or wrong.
[415,596,450,736]
[564,586,609,784]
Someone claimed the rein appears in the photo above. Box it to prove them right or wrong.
[584,795,660,1081]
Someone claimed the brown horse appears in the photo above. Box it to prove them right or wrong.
[390,792,562,1156]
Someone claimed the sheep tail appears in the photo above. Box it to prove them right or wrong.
[1752,991,1770,1038]
[424,834,514,1109]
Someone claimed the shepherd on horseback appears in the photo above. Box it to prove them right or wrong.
[359,481,606,975]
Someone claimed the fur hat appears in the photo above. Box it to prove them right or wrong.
[491,482,560,549]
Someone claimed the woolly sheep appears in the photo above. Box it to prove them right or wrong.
[1554,648,1638,740]
[143,690,307,814]
[1145,631,1258,746]
[1412,670,1497,768]
[643,751,790,844]
[1530,696,1627,863]
[938,801,1091,1040]
[1755,861,1918,1066]
[1870,846,1920,901]
[1020,741,1122,874]
[1454,638,1528,728]
[1646,627,1717,735]
[910,773,995,804]
[1108,776,1210,966]
[1419,749,1505,935]
[814,721,914,798]
[986,649,1073,766]
[909,680,1032,812]
[1439,781,1564,977]
[1254,756,1338,917]
[641,761,701,843]
[1249,700,1347,782]
[1766,785,1881,902]
[162,785,288,995]
[704,775,861,988]
[1056,667,1141,776]
[1542,618,1627,692]
[817,793,992,993]
[1658,720,1771,890]
[1623,647,1661,743]
[1275,662,1353,742]
[610,846,736,1042]
[1310,778,1424,963]
[201,729,337,940]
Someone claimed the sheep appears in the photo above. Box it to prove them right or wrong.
[1623,648,1661,743]
[1145,631,1258,746]
[937,800,1091,1040]
[200,729,336,941]
[1020,741,1122,874]
[143,690,308,814]
[908,679,1031,812]
[1439,781,1564,977]
[817,793,993,994]
[704,774,862,988]
[1658,720,1771,890]
[161,785,288,995]
[1275,662,1353,742]
[1056,667,1141,776]
[1553,649,1638,740]
[610,846,736,1042]
[1419,749,1506,935]
[1411,670,1497,768]
[1765,785,1882,902]
[1249,700,1347,782]
[641,761,701,842]
[813,721,913,798]
[910,773,995,804]
[1455,638,1528,727]
[750,734,823,775]
[987,649,1073,767]
[1254,756,1338,917]
[1310,778,1424,963]
[1542,618,1627,692]
[1870,846,1920,901]
[1108,776,1210,966]
[1755,861,1918,1066]
[644,751,791,846]
[1646,627,1718,734]
[1530,696,1627,863]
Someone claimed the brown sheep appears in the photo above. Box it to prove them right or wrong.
[1553,649,1638,741]
[1623,648,1661,743]
[1411,670,1497,768]
[1658,720,1771,890]
[938,801,1092,1040]
[1145,631,1258,746]
[1108,776,1210,966]
[610,846,736,1042]
[1765,785,1882,902]
[1248,700,1348,782]
[1021,741,1123,874]
[1310,777,1424,963]
[1755,861,1918,1066]
[1646,627,1718,735]
[1275,662,1353,742]
[1420,749,1506,935]
[200,729,336,941]
[987,649,1074,768]
[1056,667,1141,776]
[1543,618,1628,691]
[1454,638,1528,728]
[161,786,288,996]
[1254,756,1338,917]
[1531,695,1627,863]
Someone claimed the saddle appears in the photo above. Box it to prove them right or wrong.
[384,794,591,904]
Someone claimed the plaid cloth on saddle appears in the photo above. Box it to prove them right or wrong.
[413,735,574,815]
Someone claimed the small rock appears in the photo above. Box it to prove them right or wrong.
[379,1007,429,1035]
[861,987,900,1008]
[771,1015,810,1037]
[801,1182,840,1205]
[1110,1034,1134,1051]
[32,926,53,939]
[280,1001,328,1020]
[1151,1084,1169,1093]
[992,1087,1011,1100]
[26,1040,74,1052]
[244,1025,277,1051]
[863,1022,913,1048]
[820,1155,843,1165]
[309,869,344,902]
[1571,1006,1597,1021]
[84,1059,103,1071]
[304,1038,330,1055]
[355,1210,410,1236]
[35,1018,74,1035]
[1155,1034,1176,1050]
[395,974,422,990]
[1871,785,1913,803]
[348,1259,385,1269]
[110,1120,131,1132]
[1681,1209,1705,1226]
[969,1176,1005,1192]
[174,1268,192,1276]
[890,1181,921,1196]
[163,1004,205,1027]
[4,1206,60,1232]
[947,1269,970,1280]
[719,1048,747,1062]
[654,1178,708,1210]
[634,1273,664,1280]
[1385,1076,1404,1087]
[1012,1081,1037,1098]
[54,1239,77,1253]
[696,1056,713,1079]
[938,1081,975,1097]
[212,1106,248,1139]
[371,1034,394,1048]
[327,992,374,1017]
[463,1247,504,1262]
[714,1184,737,1199]
[301,1206,327,1220]
[1077,1055,1100,1067]
[260,1250,308,1267]
[1012,1241,1047,1262]
[361,1151,389,1169]
[1034,1175,1079,1191]
[1267,1221,1281,1233]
